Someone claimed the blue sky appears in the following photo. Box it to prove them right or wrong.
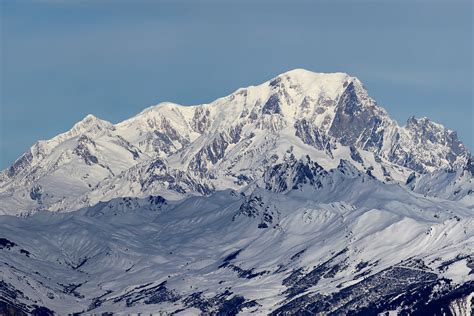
[1,0,472,169]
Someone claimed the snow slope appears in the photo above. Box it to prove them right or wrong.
[0,69,470,215]
[0,69,472,314]
[408,157,474,207]
[1,161,472,314]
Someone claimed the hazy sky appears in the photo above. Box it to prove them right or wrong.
[1,0,472,169]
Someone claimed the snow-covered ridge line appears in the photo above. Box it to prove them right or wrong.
[1,174,473,314]
[0,69,473,315]
[0,68,471,215]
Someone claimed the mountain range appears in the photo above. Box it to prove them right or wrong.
[1,69,472,315]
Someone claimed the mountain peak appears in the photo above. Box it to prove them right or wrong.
[71,114,112,132]
[277,68,351,79]
[83,113,98,120]
[76,113,103,125]
[42,113,114,150]
[406,116,440,128]
[405,116,456,138]
[273,68,354,88]
[137,102,183,116]
[1,69,471,216]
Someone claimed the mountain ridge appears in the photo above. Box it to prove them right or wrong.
[0,69,471,215]
[1,69,473,315]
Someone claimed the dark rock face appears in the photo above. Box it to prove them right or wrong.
[234,174,251,186]
[60,283,84,298]
[220,249,243,265]
[114,135,141,160]
[134,115,190,157]
[336,159,363,177]
[183,290,258,315]
[406,117,466,161]
[150,130,178,153]
[0,301,27,316]
[88,272,258,315]
[160,118,187,146]
[234,196,264,219]
[222,264,269,279]
[287,81,468,174]
[466,156,474,175]
[0,281,53,316]
[264,155,327,193]
[142,117,190,156]
[329,82,366,145]
[262,95,282,115]
[294,119,329,150]
[390,117,470,173]
[272,262,473,316]
[145,158,167,173]
[0,238,30,258]
[188,132,231,175]
[147,195,166,206]
[406,171,417,187]
[232,194,280,229]
[192,107,212,134]
[6,151,33,179]
[233,194,279,228]
[218,250,269,280]
[142,159,213,196]
[282,249,348,298]
[269,77,282,88]
[0,238,16,249]
[329,82,385,153]
[349,146,363,164]
[73,135,99,165]
[29,185,43,202]
[105,281,180,308]
[228,124,243,144]
[359,117,385,152]
[206,134,229,164]
[30,306,55,316]
[388,144,427,173]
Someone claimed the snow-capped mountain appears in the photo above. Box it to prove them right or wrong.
[1,163,472,314]
[0,69,470,215]
[408,157,474,205]
[1,69,472,315]
[0,114,147,215]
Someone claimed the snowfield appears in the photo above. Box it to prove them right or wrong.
[0,69,472,315]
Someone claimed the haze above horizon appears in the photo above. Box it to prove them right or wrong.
[1,0,472,169]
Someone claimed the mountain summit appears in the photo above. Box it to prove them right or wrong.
[0,69,473,315]
[0,69,471,215]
